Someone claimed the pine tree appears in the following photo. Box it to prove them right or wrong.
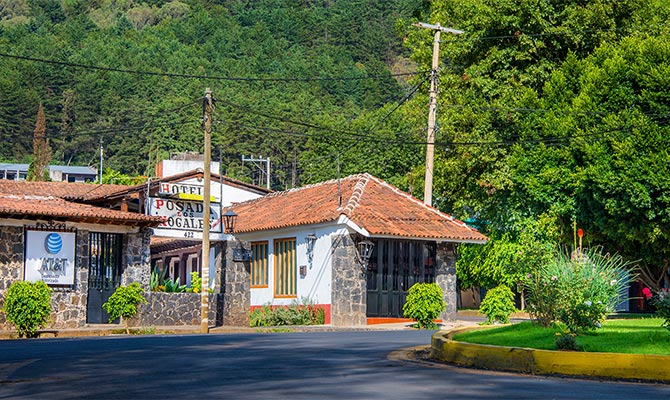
[27,102,52,181]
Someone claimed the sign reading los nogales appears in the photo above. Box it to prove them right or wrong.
[150,182,221,233]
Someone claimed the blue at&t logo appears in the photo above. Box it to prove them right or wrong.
[45,233,63,254]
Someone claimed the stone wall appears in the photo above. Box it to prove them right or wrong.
[330,234,366,326]
[220,240,250,326]
[49,229,89,328]
[436,242,458,321]
[0,226,25,328]
[131,292,222,326]
[0,224,160,330]
[0,226,90,329]
[122,228,151,290]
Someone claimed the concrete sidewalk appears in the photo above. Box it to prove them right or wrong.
[0,315,486,339]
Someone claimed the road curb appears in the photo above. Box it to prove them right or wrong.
[431,326,670,383]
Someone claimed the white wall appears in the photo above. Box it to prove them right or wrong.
[241,224,351,308]
[159,160,221,178]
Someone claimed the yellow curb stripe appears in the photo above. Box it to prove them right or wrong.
[432,328,670,383]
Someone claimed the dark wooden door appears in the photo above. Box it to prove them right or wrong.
[366,240,436,318]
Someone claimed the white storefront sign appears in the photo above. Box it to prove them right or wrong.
[24,231,76,285]
[149,197,222,235]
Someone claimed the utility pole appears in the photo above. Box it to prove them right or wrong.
[414,22,464,206]
[201,88,213,334]
[241,155,271,189]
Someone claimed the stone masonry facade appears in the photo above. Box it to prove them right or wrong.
[436,242,458,321]
[330,234,366,326]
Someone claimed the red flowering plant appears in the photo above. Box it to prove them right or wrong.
[645,287,670,331]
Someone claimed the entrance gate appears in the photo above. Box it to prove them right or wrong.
[86,232,123,324]
[365,240,436,318]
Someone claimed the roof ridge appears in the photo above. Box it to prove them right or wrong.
[367,175,477,232]
[340,174,370,216]
[225,173,363,208]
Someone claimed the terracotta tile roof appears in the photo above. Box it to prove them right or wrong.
[0,180,162,226]
[230,174,487,243]
[0,180,131,201]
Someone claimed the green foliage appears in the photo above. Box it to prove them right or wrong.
[454,319,669,355]
[163,277,187,293]
[650,288,670,331]
[554,332,579,351]
[187,271,201,293]
[149,269,165,292]
[102,282,147,334]
[402,282,445,329]
[525,247,633,333]
[1,281,52,338]
[479,285,517,325]
[249,298,325,327]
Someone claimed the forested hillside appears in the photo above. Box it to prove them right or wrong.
[0,0,426,187]
[2,0,670,288]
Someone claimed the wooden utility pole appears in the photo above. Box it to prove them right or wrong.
[200,88,213,334]
[414,22,464,207]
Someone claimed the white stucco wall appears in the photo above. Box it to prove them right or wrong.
[240,224,352,308]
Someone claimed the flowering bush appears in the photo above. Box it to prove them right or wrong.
[525,247,632,333]
[645,287,670,331]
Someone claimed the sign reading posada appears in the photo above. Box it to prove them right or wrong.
[149,197,222,233]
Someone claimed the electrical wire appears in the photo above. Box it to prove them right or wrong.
[0,51,424,82]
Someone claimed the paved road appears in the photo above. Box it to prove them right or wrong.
[0,331,668,399]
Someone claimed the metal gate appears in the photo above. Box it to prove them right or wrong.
[366,240,436,318]
[86,232,123,324]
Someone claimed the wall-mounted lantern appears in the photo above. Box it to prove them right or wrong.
[356,239,375,269]
[305,233,317,267]
[223,210,238,234]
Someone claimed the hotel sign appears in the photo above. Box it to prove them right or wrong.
[149,197,222,234]
[24,230,76,285]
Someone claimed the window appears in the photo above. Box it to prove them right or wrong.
[274,238,296,298]
[251,241,269,288]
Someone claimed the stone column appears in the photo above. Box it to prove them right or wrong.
[221,240,250,326]
[331,234,366,326]
[436,242,457,321]
[123,227,152,290]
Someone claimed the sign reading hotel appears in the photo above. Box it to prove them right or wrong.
[150,183,221,236]
[24,231,76,285]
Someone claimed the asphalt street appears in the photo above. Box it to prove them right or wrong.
[0,330,668,399]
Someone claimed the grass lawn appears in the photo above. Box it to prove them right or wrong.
[452,318,670,355]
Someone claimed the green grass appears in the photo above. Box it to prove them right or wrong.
[452,318,670,355]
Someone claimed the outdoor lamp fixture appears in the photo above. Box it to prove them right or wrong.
[223,210,238,234]
[356,240,375,269]
[305,233,317,266]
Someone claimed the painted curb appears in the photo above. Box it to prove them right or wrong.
[431,326,670,383]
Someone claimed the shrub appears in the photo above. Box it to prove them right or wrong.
[649,288,670,331]
[525,247,633,333]
[479,285,517,324]
[403,282,445,329]
[102,282,147,334]
[2,281,52,338]
[555,332,579,351]
[250,298,325,327]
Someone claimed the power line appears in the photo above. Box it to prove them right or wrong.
[0,51,424,82]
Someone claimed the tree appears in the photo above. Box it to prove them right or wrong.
[27,102,51,181]
[102,282,147,334]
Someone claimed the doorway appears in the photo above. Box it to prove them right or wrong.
[366,239,436,318]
